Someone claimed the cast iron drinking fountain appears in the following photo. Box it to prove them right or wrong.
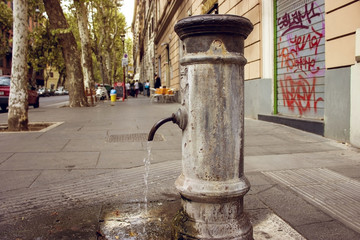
[148,14,253,239]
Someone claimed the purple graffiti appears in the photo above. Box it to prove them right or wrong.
[278,2,320,36]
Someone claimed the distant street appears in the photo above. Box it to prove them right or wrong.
[0,95,69,114]
[39,95,69,108]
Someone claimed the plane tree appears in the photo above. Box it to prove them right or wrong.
[43,0,87,107]
[8,0,29,130]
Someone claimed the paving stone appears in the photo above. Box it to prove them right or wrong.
[296,220,360,240]
[256,184,333,226]
[0,98,359,239]
[0,152,99,170]
[0,170,41,192]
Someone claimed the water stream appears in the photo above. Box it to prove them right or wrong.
[143,142,152,214]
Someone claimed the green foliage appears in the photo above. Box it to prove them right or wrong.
[26,1,65,82]
[88,0,127,84]
[28,0,45,20]
[125,36,133,61]
[27,19,65,76]
[2,0,132,88]
[60,0,129,85]
[65,12,81,50]
[0,1,13,57]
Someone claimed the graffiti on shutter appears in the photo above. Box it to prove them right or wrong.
[276,0,325,119]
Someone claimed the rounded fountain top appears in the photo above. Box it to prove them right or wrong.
[174,14,253,41]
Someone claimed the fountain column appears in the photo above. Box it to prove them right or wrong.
[173,15,254,239]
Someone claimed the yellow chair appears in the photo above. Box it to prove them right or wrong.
[150,88,164,102]
[164,88,176,103]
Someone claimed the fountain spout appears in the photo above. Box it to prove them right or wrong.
[148,108,187,141]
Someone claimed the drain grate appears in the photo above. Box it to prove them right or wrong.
[107,133,164,142]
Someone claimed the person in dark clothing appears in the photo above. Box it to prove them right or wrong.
[154,74,161,89]
[130,81,135,97]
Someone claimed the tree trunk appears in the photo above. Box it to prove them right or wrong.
[56,72,62,89]
[61,74,66,87]
[112,50,118,82]
[74,0,95,90]
[98,6,110,85]
[43,0,87,107]
[8,0,29,131]
[30,69,37,87]
[105,51,112,85]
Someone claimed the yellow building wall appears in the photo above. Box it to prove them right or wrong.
[218,0,261,80]
[156,0,262,91]
[325,0,360,68]
[45,67,60,89]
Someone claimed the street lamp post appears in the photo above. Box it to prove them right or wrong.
[120,34,126,101]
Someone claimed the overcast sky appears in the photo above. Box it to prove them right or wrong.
[122,0,135,28]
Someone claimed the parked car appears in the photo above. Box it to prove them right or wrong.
[95,83,111,97]
[37,87,49,97]
[0,75,39,111]
[48,88,55,96]
[55,87,65,95]
[55,87,68,95]
[96,86,108,100]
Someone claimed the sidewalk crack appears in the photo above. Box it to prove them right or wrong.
[28,171,43,188]
[60,139,71,151]
[0,152,14,165]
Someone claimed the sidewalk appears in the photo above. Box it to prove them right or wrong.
[0,95,359,239]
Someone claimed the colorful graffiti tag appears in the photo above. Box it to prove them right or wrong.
[277,0,325,118]
[278,2,321,36]
[279,74,323,115]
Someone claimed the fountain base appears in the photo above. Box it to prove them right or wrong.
[173,198,253,240]
[97,199,305,240]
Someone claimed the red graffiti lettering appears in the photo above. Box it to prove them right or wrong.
[289,26,323,55]
[280,74,324,115]
[278,2,320,36]
[278,40,320,74]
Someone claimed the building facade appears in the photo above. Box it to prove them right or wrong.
[132,0,360,147]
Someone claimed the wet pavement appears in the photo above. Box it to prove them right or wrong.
[0,95,360,239]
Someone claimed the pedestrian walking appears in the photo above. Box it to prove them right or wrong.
[125,82,130,97]
[130,81,135,97]
[134,80,139,98]
[145,80,150,97]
